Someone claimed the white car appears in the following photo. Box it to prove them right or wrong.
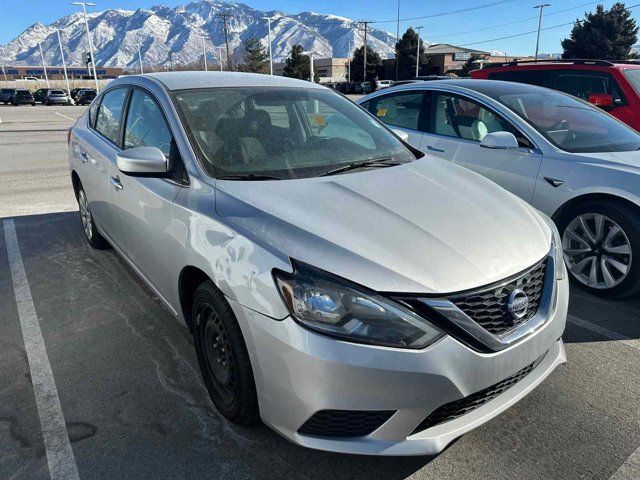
[377,80,395,90]
[359,80,640,297]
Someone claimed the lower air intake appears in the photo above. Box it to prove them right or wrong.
[298,409,395,438]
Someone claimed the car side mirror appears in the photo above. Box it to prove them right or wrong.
[391,128,410,143]
[480,131,519,150]
[588,93,614,110]
[116,146,168,175]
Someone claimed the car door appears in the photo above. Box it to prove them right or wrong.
[75,87,129,241]
[108,87,186,300]
[420,91,542,203]
[360,90,428,149]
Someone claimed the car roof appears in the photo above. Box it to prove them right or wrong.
[137,71,326,91]
[393,78,548,96]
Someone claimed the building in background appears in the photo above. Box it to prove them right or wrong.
[273,57,349,83]
[423,44,491,75]
[1,66,123,80]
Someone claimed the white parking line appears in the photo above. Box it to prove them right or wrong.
[567,314,640,351]
[3,219,81,480]
[610,446,640,480]
[54,112,75,121]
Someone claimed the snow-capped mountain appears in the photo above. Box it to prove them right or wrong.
[0,1,397,69]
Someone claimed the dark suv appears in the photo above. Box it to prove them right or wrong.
[0,88,16,104]
[11,89,36,106]
[471,59,640,131]
[75,89,97,105]
[34,88,51,104]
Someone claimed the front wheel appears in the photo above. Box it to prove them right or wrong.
[77,185,109,249]
[192,281,259,424]
[560,201,640,297]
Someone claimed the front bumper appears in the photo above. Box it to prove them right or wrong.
[231,276,568,456]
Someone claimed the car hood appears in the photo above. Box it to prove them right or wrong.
[574,151,640,171]
[215,157,551,294]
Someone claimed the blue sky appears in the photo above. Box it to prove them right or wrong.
[1,0,635,55]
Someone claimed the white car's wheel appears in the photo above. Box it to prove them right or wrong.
[561,201,640,297]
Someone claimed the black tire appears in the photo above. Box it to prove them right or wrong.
[31,103,35,106]
[558,200,640,298]
[192,281,259,424]
[76,183,109,249]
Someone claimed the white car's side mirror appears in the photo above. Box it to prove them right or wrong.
[391,128,410,143]
[480,131,519,150]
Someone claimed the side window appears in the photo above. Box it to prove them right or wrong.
[124,89,173,157]
[432,93,530,146]
[551,70,625,104]
[367,92,425,131]
[488,70,549,87]
[95,88,127,145]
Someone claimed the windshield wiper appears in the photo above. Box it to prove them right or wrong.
[217,174,282,181]
[319,158,406,177]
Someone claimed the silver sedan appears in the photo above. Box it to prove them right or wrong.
[68,72,568,456]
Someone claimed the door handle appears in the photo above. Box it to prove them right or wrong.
[110,176,123,191]
[80,151,89,164]
[426,145,446,153]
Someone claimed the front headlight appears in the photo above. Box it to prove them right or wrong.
[538,211,566,280]
[273,261,444,349]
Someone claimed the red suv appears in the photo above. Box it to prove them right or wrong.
[471,60,640,131]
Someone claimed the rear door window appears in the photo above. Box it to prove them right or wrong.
[487,69,549,87]
[361,91,427,131]
[94,88,128,145]
[550,70,625,105]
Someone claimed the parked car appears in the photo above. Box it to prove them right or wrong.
[0,88,16,104]
[70,88,83,101]
[359,79,640,296]
[11,89,36,106]
[361,81,373,93]
[471,59,640,131]
[45,89,71,106]
[69,72,567,456]
[75,89,97,105]
[377,80,394,90]
[34,88,51,104]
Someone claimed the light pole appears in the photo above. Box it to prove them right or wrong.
[1,46,7,83]
[302,51,314,83]
[347,40,351,82]
[264,17,273,75]
[395,0,400,81]
[534,3,551,62]
[134,43,143,74]
[415,26,423,78]
[201,36,208,71]
[218,46,224,71]
[56,30,71,98]
[38,43,50,87]
[71,2,100,92]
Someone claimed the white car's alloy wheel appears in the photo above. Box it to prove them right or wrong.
[78,189,93,241]
[562,212,632,290]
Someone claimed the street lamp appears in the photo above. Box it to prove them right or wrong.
[302,51,315,83]
[1,46,8,83]
[38,42,50,88]
[56,30,71,98]
[414,26,423,78]
[134,43,143,74]
[201,36,208,71]
[534,4,551,62]
[263,16,274,75]
[70,2,100,92]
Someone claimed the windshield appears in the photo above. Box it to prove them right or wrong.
[50,90,65,95]
[488,88,640,153]
[171,86,417,179]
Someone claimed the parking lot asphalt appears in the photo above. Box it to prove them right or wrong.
[1,105,639,480]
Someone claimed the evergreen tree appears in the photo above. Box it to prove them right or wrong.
[350,45,382,82]
[242,35,269,73]
[283,45,310,80]
[395,28,429,80]
[561,2,638,59]
[459,55,482,77]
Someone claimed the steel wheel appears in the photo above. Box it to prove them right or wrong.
[562,212,632,289]
[198,304,237,408]
[78,189,93,241]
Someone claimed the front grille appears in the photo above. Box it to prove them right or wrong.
[298,410,395,438]
[450,259,547,336]
[411,356,543,435]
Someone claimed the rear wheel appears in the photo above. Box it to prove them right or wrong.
[77,184,108,249]
[560,201,640,297]
[192,281,259,424]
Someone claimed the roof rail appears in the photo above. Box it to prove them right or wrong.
[482,59,640,69]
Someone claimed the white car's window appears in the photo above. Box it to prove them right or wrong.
[172,87,417,179]
[495,90,640,153]
[124,90,173,157]
[95,88,127,145]
[433,93,515,142]
[361,92,424,131]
